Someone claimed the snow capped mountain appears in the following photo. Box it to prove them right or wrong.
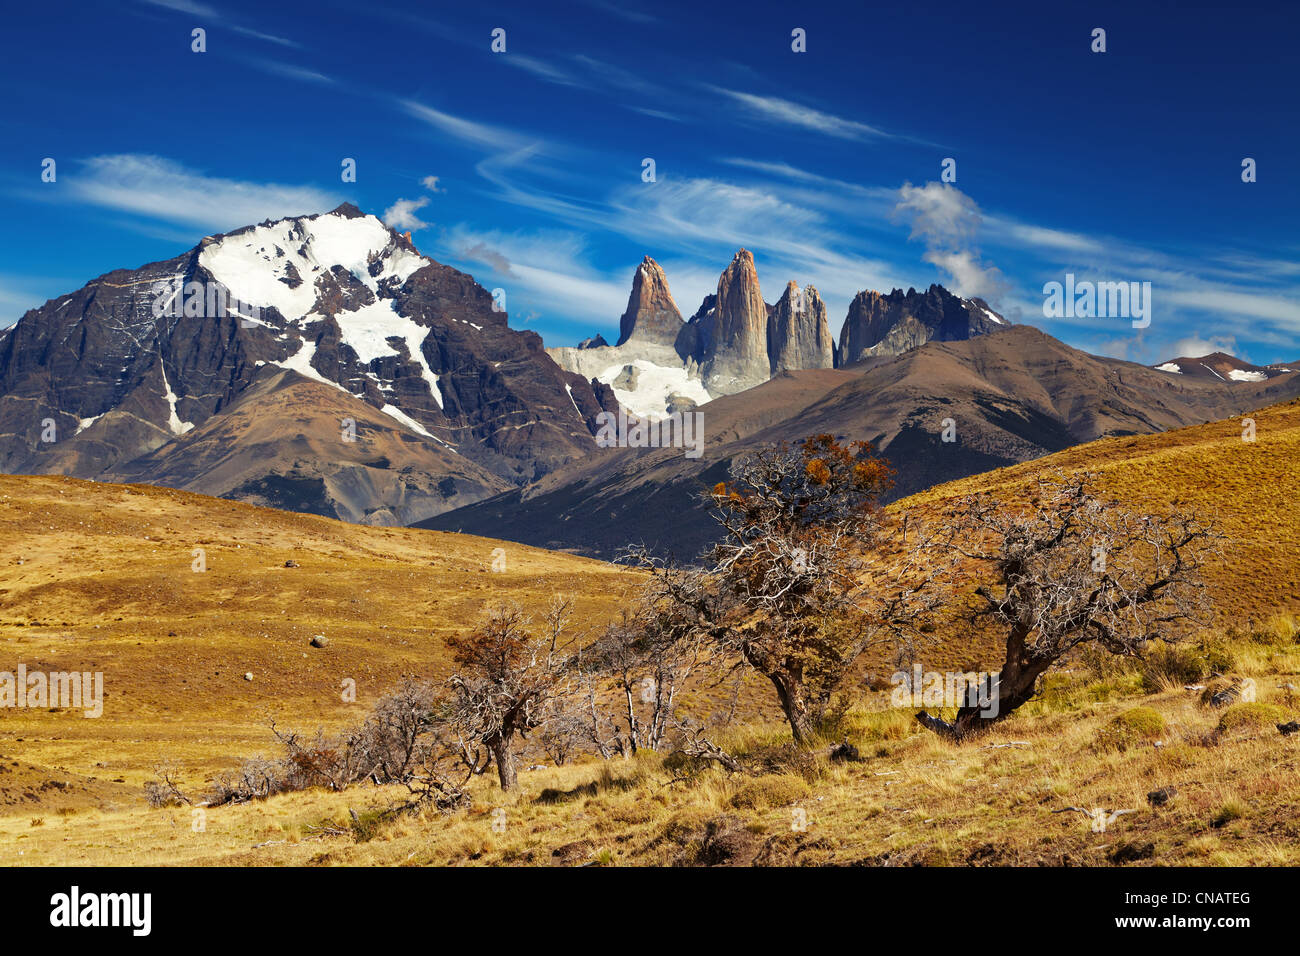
[0,204,618,524]
[1149,351,1296,384]
[1,204,1018,527]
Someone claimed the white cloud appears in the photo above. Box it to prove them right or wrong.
[401,100,533,151]
[382,197,431,231]
[136,0,297,46]
[420,175,445,193]
[893,182,1008,303]
[65,154,340,232]
[435,227,627,330]
[229,24,298,47]
[986,218,1108,257]
[246,60,334,85]
[1163,287,1300,329]
[138,0,218,15]
[710,87,894,141]
[571,55,663,96]
[504,55,578,86]
[1169,334,1240,359]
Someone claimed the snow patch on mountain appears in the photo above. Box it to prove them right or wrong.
[157,358,193,436]
[1228,369,1267,382]
[601,359,711,420]
[199,209,426,321]
[332,301,444,408]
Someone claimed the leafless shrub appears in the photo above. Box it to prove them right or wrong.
[210,755,287,805]
[144,761,191,807]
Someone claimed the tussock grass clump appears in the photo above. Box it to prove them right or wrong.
[728,774,811,810]
[1244,615,1300,647]
[1035,670,1144,712]
[831,706,916,743]
[658,806,714,845]
[1139,640,1234,692]
[538,755,660,804]
[1216,702,1288,735]
[1211,801,1247,828]
[1097,707,1166,751]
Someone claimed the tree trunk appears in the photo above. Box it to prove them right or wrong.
[916,627,1051,741]
[622,684,640,755]
[770,672,815,746]
[489,735,517,791]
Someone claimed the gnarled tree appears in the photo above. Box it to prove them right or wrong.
[916,471,1220,740]
[628,435,945,745]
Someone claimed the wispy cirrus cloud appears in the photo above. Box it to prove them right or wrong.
[401,99,535,152]
[435,226,626,329]
[576,0,657,23]
[503,55,579,87]
[136,0,298,47]
[244,58,334,85]
[62,154,340,232]
[570,55,664,97]
[709,87,896,141]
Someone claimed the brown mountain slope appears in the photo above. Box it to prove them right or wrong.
[422,325,1300,559]
[101,368,510,525]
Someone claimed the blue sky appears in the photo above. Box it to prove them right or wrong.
[2,0,1297,363]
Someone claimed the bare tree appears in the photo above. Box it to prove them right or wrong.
[582,604,705,753]
[444,598,576,791]
[627,435,944,745]
[354,678,438,783]
[916,472,1220,740]
[573,669,622,759]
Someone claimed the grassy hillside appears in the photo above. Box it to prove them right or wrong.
[2,399,1299,866]
[0,475,634,830]
[901,396,1300,627]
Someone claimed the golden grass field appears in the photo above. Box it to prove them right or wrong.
[1,399,1298,866]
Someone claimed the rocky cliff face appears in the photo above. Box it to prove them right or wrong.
[680,249,771,395]
[0,204,617,524]
[616,256,684,347]
[837,283,1005,366]
[552,250,894,418]
[768,281,834,373]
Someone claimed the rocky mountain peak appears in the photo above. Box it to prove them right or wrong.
[616,255,684,347]
[837,283,1005,366]
[769,281,834,373]
[695,248,770,394]
[0,204,619,526]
